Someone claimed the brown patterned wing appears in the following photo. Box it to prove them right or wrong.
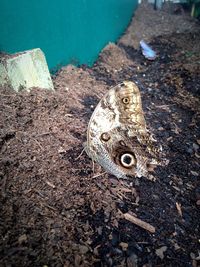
[86,81,162,179]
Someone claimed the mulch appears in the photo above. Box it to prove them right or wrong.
[0,3,200,267]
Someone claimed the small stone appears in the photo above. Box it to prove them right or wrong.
[93,245,100,256]
[127,253,138,267]
[156,246,167,259]
[195,188,200,200]
[119,242,129,251]
[190,252,196,259]
[18,234,27,244]
[97,226,103,235]
[58,147,66,153]
[79,245,89,254]
[158,127,164,131]
[193,143,199,152]
[0,48,54,92]
[174,243,180,250]
[196,200,200,206]
[187,148,193,154]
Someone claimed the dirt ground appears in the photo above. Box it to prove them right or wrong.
[0,3,200,267]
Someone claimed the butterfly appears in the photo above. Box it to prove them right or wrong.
[86,81,163,180]
[140,40,157,60]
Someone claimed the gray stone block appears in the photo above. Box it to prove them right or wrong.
[0,48,54,92]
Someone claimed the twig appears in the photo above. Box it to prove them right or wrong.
[0,93,15,97]
[122,212,156,233]
[45,180,56,189]
[33,139,44,150]
[176,202,183,217]
[75,147,85,160]
[44,203,57,212]
[36,132,52,137]
[92,172,106,179]
[92,160,95,174]
[64,113,73,117]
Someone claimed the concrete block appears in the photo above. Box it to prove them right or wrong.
[0,48,54,92]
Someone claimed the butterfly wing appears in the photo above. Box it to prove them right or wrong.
[86,81,161,179]
[87,81,146,146]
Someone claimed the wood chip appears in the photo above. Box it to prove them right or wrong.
[122,212,156,233]
[176,202,183,217]
[167,136,173,142]
[45,180,56,188]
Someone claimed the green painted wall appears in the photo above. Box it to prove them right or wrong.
[0,0,138,70]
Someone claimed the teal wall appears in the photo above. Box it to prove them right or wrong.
[0,0,138,70]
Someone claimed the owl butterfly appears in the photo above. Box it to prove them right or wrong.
[86,81,162,180]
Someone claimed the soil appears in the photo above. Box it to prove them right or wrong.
[0,3,200,267]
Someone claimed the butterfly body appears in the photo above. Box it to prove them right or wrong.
[86,81,162,179]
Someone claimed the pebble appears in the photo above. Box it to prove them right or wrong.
[127,253,138,267]
[196,200,200,206]
[119,242,129,251]
[187,147,193,154]
[18,234,27,244]
[158,126,164,131]
[79,245,89,254]
[156,246,167,259]
[193,143,199,152]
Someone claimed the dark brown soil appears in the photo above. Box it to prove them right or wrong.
[1,3,200,267]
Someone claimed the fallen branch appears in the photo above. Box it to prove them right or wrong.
[122,212,156,233]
